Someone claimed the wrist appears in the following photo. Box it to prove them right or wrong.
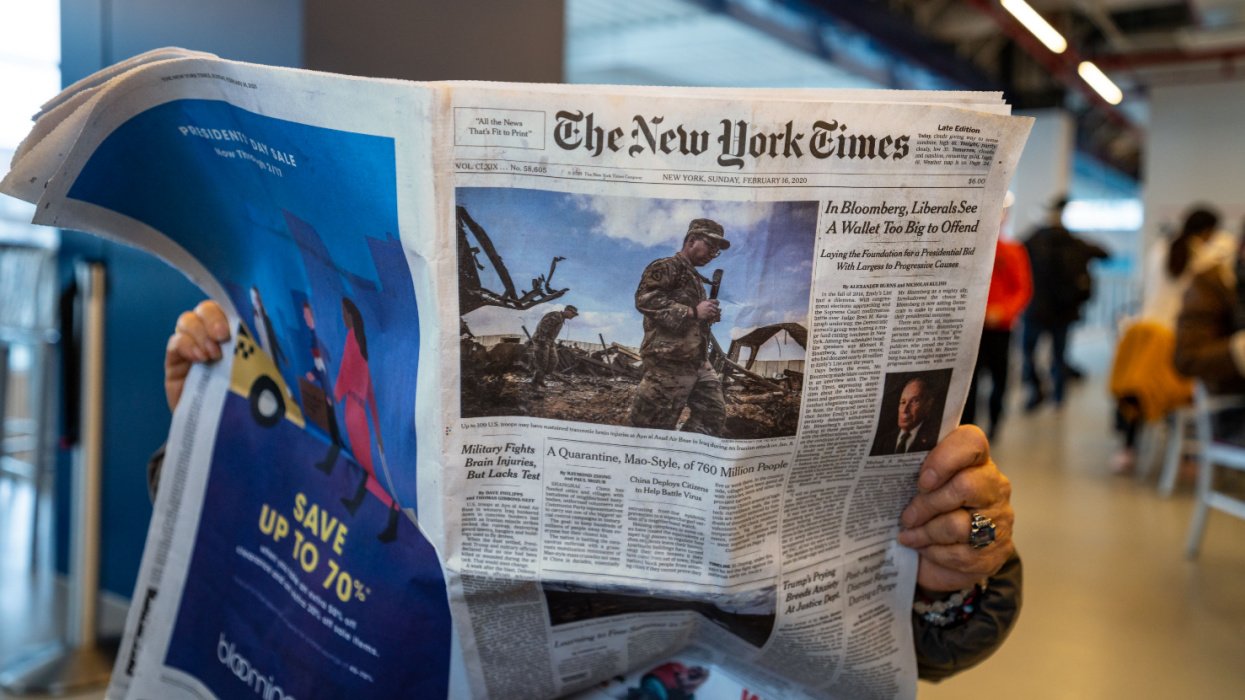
[913,580,988,628]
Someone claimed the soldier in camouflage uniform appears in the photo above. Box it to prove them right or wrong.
[531,305,578,387]
[629,219,730,435]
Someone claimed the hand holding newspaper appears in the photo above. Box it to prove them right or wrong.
[1,49,1031,699]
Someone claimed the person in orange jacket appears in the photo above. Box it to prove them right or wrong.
[963,192,1032,440]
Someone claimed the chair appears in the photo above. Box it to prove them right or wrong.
[0,242,58,568]
[1184,382,1245,559]
[1136,408,1195,497]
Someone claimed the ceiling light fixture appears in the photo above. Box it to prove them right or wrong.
[1001,0,1068,54]
[1077,61,1123,104]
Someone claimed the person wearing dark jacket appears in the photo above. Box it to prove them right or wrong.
[160,302,1022,682]
[1021,196,1108,409]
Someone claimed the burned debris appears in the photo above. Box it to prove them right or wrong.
[462,321,805,439]
[458,205,567,315]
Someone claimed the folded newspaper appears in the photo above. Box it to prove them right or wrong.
[1,49,1033,699]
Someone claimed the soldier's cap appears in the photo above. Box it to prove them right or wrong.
[687,218,730,250]
[564,305,578,314]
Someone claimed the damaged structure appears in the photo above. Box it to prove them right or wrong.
[724,322,806,392]
[457,205,567,314]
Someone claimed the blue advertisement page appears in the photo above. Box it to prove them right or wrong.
[66,99,421,510]
[164,385,450,698]
[65,101,451,694]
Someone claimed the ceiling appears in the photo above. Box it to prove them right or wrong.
[903,0,1245,178]
[567,0,1245,182]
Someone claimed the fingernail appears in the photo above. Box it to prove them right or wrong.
[897,529,913,545]
[194,348,207,362]
[213,322,228,338]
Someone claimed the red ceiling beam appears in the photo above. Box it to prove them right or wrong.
[1091,45,1245,70]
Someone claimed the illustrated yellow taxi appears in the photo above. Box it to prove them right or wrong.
[230,323,305,429]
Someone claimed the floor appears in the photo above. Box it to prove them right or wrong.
[0,442,120,700]
[1,334,1243,699]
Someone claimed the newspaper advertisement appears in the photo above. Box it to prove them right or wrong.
[0,49,1031,699]
[5,51,454,699]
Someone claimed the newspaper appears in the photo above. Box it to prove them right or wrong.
[1,49,1032,700]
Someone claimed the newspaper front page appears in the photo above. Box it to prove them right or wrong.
[0,50,1031,700]
[435,86,1028,700]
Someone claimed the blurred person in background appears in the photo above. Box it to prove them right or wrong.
[1110,206,1233,473]
[963,191,1031,440]
[1142,207,1234,325]
[1020,195,1108,410]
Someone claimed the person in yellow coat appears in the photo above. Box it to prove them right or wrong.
[1110,206,1230,473]
[1109,320,1192,434]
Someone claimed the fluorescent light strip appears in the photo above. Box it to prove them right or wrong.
[1002,0,1068,54]
[1077,61,1123,104]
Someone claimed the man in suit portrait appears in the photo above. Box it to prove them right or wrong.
[873,377,941,455]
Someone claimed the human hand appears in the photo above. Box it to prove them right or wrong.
[897,425,1014,592]
[695,299,721,323]
[165,300,231,411]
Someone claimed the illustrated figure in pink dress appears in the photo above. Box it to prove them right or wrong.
[335,297,399,542]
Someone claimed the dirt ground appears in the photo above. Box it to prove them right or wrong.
[460,370,800,439]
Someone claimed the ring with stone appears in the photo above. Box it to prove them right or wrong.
[968,512,996,549]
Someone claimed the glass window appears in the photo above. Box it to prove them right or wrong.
[0,3,59,240]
